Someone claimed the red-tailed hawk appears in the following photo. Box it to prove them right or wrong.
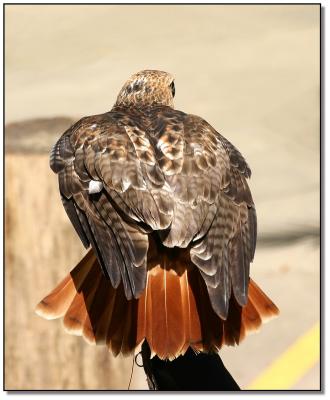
[36,70,279,360]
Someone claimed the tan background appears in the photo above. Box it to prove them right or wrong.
[5,4,320,390]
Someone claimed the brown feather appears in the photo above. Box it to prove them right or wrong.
[35,274,76,320]
[136,278,147,347]
[35,249,95,319]
[120,299,138,355]
[248,279,280,322]
[147,263,185,360]
[241,296,262,336]
[180,268,203,355]
[106,280,128,356]
[64,259,102,338]
[36,247,279,360]
[92,282,118,345]
[63,292,88,336]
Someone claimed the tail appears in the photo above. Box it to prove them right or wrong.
[36,249,279,360]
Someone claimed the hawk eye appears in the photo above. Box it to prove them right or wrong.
[170,81,175,98]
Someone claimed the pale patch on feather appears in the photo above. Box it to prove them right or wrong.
[191,142,203,156]
[157,137,167,152]
[35,303,59,320]
[162,181,172,192]
[122,177,131,192]
[63,321,84,336]
[88,180,103,194]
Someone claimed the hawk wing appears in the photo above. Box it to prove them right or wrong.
[146,108,256,319]
[51,107,256,318]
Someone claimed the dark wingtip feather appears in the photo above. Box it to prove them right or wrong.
[61,195,90,248]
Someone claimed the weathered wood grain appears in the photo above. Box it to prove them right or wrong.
[4,153,145,389]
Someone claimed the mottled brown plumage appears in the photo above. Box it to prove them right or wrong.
[37,70,278,359]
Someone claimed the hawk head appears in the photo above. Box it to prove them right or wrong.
[115,70,175,108]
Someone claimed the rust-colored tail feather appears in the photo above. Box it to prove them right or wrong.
[36,249,279,359]
[248,279,280,322]
[35,250,95,320]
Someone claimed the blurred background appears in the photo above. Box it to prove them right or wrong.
[4,4,320,390]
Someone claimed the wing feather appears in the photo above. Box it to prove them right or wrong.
[51,106,256,311]
[148,110,256,318]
